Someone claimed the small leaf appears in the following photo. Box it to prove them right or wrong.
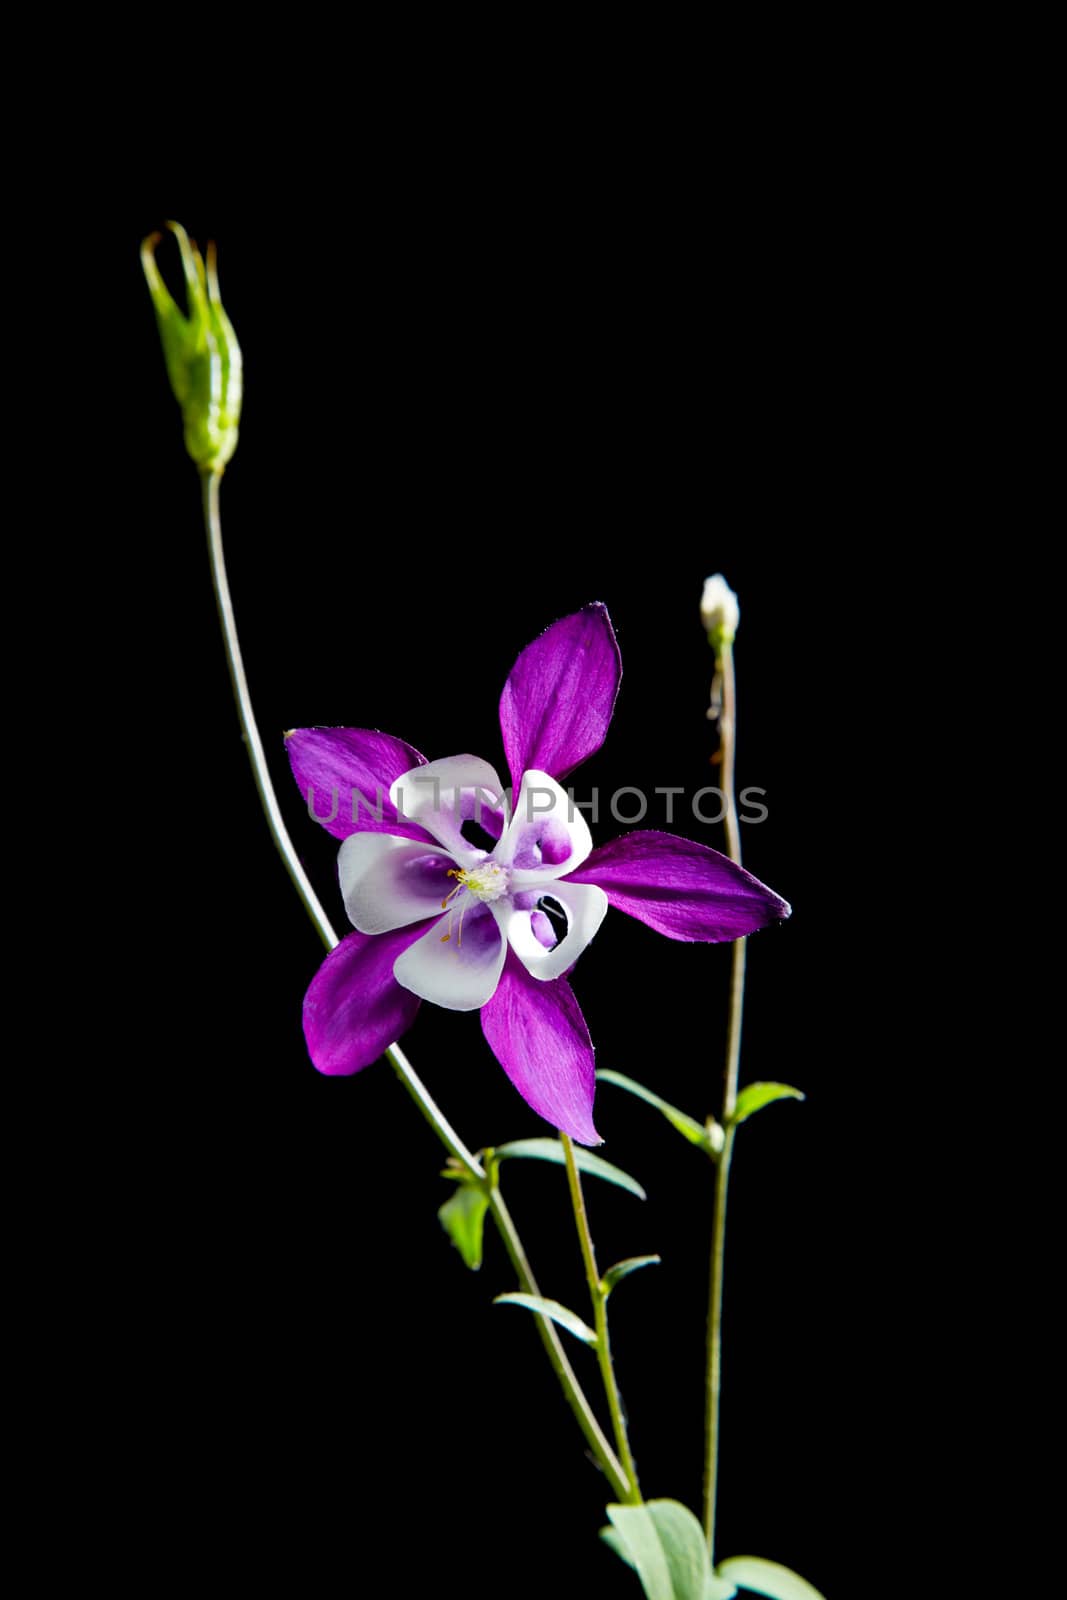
[493,1293,598,1347]
[730,1082,806,1126]
[495,1137,646,1200]
[598,1070,717,1152]
[717,1556,825,1600]
[602,1255,661,1295]
[602,1500,724,1600]
[437,1184,489,1271]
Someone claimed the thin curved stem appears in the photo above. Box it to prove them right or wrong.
[561,1134,642,1503]
[203,469,336,949]
[703,641,746,1555]
[201,467,626,1496]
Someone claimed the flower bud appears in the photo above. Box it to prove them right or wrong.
[700,573,740,648]
[141,221,242,473]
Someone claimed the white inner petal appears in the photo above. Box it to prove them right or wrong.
[496,769,594,883]
[338,834,457,934]
[390,754,507,858]
[392,900,506,1011]
[503,881,608,982]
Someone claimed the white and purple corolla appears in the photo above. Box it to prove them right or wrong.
[287,604,789,1145]
[340,759,609,1009]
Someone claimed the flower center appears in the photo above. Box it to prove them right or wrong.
[444,862,510,904]
[438,862,510,947]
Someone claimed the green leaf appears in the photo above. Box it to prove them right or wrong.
[493,1293,598,1346]
[600,1525,634,1570]
[598,1070,720,1154]
[494,1137,647,1200]
[717,1556,825,1600]
[601,1506,673,1600]
[604,1524,731,1593]
[602,1255,661,1295]
[643,1502,716,1600]
[707,1579,739,1599]
[730,1083,806,1126]
[601,1500,730,1600]
[437,1184,489,1271]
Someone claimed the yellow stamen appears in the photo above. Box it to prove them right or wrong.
[438,863,509,948]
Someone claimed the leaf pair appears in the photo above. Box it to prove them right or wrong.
[597,1069,805,1154]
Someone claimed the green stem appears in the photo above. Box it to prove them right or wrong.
[703,640,746,1556]
[201,467,627,1497]
[487,1187,629,1499]
[203,469,336,950]
[561,1134,642,1504]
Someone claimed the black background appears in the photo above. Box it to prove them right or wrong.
[98,192,906,1596]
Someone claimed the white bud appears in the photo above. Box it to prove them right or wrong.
[700,573,740,645]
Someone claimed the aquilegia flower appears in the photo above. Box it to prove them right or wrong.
[287,604,789,1144]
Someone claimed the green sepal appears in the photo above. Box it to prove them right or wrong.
[495,1136,646,1199]
[716,1556,825,1600]
[730,1082,805,1127]
[597,1070,723,1157]
[601,1255,661,1296]
[493,1293,598,1347]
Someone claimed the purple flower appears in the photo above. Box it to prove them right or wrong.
[287,604,789,1145]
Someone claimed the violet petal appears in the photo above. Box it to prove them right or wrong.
[303,925,427,1076]
[498,603,622,794]
[567,829,791,942]
[285,727,433,842]
[480,954,601,1145]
